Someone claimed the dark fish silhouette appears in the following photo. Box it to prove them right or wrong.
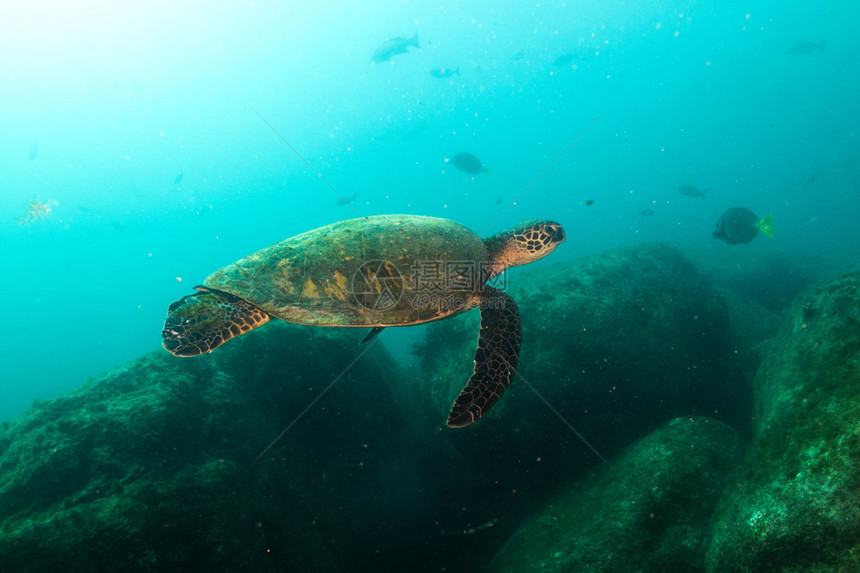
[640,209,655,216]
[337,192,359,206]
[430,67,460,78]
[448,152,491,176]
[402,122,427,141]
[678,185,709,199]
[28,141,38,161]
[553,53,575,67]
[584,199,595,207]
[371,33,419,63]
[786,40,826,55]
[174,173,184,185]
[801,170,822,189]
[713,208,774,244]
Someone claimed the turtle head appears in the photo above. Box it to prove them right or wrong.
[485,220,565,275]
[162,287,271,357]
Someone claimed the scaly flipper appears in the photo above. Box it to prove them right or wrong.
[447,286,521,428]
[162,286,271,356]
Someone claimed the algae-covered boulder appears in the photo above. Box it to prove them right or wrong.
[416,243,749,490]
[706,271,860,571]
[689,249,838,313]
[715,286,783,383]
[490,417,745,572]
[0,322,428,572]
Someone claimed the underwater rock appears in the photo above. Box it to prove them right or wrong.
[714,286,783,382]
[706,271,860,571]
[489,417,745,572]
[416,243,749,493]
[0,322,429,571]
[689,249,839,313]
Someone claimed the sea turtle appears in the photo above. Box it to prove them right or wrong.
[162,214,565,427]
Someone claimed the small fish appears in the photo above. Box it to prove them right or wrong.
[337,192,359,206]
[786,40,826,55]
[511,51,525,61]
[448,152,491,177]
[553,53,575,67]
[371,32,419,63]
[437,517,499,536]
[403,122,427,141]
[174,173,184,185]
[495,197,504,205]
[28,141,38,161]
[16,197,57,225]
[801,170,822,189]
[640,209,656,216]
[584,199,595,207]
[430,67,460,79]
[713,207,774,244]
[678,185,709,199]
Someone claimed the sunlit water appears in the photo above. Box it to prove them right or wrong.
[1,1,857,421]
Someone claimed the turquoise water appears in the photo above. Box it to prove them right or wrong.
[1,1,857,422]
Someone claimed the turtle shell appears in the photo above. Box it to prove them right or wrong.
[204,214,489,326]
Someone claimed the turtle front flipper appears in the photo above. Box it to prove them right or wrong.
[162,286,271,357]
[447,286,521,428]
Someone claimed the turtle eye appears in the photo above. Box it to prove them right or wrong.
[540,223,563,243]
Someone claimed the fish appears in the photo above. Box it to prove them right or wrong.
[371,32,419,63]
[584,199,595,207]
[801,170,822,189]
[640,209,656,216]
[553,53,575,67]
[786,40,826,55]
[337,192,359,206]
[16,197,57,225]
[174,173,184,185]
[437,517,499,536]
[713,207,774,244]
[28,141,38,161]
[678,185,709,199]
[430,67,459,79]
[448,152,491,176]
[402,122,427,141]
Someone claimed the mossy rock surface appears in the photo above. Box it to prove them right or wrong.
[689,249,839,313]
[416,243,749,496]
[706,271,860,572]
[489,417,745,572]
[0,322,428,572]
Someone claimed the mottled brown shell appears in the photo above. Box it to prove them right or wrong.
[204,215,488,326]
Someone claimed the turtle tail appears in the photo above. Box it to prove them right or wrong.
[162,287,271,356]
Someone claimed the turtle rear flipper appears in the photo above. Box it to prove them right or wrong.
[447,286,521,428]
[162,287,271,356]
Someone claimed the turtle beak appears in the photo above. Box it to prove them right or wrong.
[548,222,565,243]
